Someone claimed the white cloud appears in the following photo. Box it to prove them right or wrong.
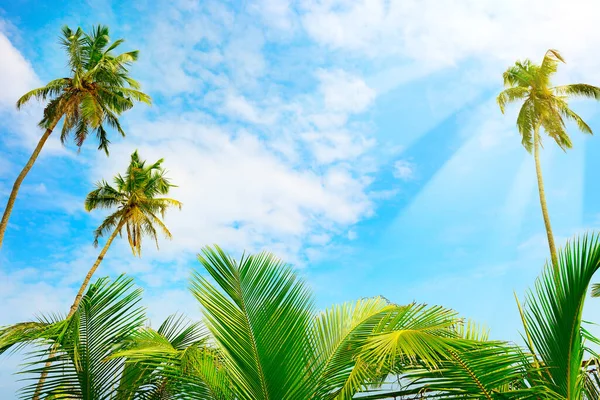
[89,118,373,262]
[223,92,277,124]
[302,129,374,164]
[136,3,232,95]
[0,32,39,108]
[318,69,376,113]
[0,28,68,159]
[223,27,267,87]
[0,267,73,324]
[1,6,381,271]
[301,0,600,79]
[393,159,415,180]
[250,0,295,32]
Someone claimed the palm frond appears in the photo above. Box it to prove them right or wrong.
[17,276,146,399]
[84,180,123,211]
[556,101,593,135]
[190,246,316,400]
[502,61,535,88]
[0,319,67,355]
[537,49,564,87]
[592,283,600,297]
[16,24,151,155]
[358,304,461,372]
[523,233,600,398]
[310,297,395,399]
[112,314,212,399]
[516,99,536,152]
[372,341,543,400]
[92,209,125,246]
[500,50,598,158]
[541,113,572,151]
[497,87,529,113]
[16,79,72,109]
[554,84,600,100]
[86,151,180,253]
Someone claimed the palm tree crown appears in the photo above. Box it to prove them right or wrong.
[17,25,151,153]
[497,49,600,152]
[85,150,182,256]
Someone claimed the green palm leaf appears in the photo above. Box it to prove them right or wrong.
[190,246,315,400]
[523,234,600,398]
[310,297,394,399]
[6,276,145,399]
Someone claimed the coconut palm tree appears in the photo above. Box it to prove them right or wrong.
[74,150,181,317]
[26,150,180,399]
[127,246,487,399]
[6,245,565,399]
[0,25,151,250]
[0,276,206,399]
[1,247,480,399]
[497,50,600,271]
[371,234,600,399]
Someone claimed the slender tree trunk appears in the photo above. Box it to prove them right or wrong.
[67,220,125,316]
[32,220,124,399]
[533,126,559,274]
[0,120,59,251]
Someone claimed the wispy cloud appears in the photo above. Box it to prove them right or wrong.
[393,159,416,181]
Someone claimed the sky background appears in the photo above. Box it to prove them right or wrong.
[2,0,600,396]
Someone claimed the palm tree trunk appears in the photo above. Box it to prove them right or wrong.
[533,125,559,274]
[0,121,59,251]
[32,220,124,399]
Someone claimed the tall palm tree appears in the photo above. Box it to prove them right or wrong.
[372,234,600,399]
[0,25,151,250]
[29,150,180,399]
[74,150,181,318]
[497,49,600,271]
[0,276,206,399]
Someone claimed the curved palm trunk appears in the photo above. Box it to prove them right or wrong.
[33,220,124,399]
[533,126,559,273]
[0,121,59,251]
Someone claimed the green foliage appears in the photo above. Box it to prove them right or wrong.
[1,276,145,399]
[368,234,600,400]
[497,49,600,153]
[85,150,182,255]
[187,246,473,400]
[4,238,600,398]
[522,234,600,399]
[16,25,151,154]
[0,278,209,399]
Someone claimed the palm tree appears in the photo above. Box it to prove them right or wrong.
[128,246,479,399]
[74,150,181,318]
[0,25,151,250]
[12,245,588,399]
[1,248,477,399]
[374,234,600,399]
[497,49,600,271]
[29,150,180,399]
[0,276,206,399]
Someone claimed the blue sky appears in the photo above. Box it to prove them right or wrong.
[2,0,600,396]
